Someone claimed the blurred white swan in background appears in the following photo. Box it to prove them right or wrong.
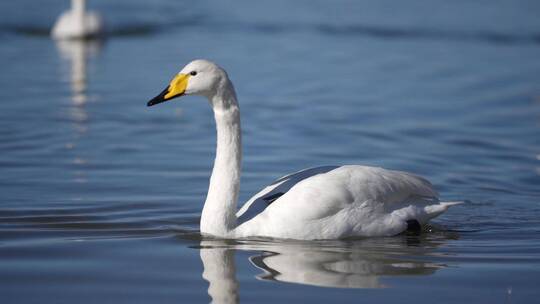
[147,59,462,240]
[51,0,104,39]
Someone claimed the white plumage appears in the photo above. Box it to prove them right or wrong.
[236,165,459,239]
[147,59,461,240]
[51,0,104,40]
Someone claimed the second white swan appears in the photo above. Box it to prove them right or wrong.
[51,0,104,40]
[147,59,461,240]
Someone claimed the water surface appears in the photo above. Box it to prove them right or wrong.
[1,0,540,303]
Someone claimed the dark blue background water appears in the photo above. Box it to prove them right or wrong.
[1,0,540,303]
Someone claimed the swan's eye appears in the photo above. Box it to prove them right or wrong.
[190,71,197,76]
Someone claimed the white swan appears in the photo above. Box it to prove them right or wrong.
[51,0,104,40]
[147,59,461,240]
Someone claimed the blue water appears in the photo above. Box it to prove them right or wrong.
[1,0,540,303]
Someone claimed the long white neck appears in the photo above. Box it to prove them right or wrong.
[72,0,85,16]
[200,83,242,237]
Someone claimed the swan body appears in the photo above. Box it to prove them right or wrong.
[147,59,461,240]
[52,0,104,39]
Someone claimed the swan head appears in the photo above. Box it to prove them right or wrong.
[147,59,232,107]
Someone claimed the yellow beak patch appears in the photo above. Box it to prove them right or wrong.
[164,73,190,100]
[147,73,191,107]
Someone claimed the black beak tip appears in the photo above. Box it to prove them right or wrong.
[147,98,163,107]
[147,87,169,107]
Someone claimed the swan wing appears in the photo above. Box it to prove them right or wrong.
[236,165,457,239]
[236,166,339,225]
[266,165,440,219]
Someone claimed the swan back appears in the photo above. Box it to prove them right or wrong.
[235,165,451,239]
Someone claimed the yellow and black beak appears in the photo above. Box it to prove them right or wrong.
[147,73,190,107]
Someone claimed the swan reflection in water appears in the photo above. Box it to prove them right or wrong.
[55,38,102,183]
[55,38,101,108]
[55,38,102,136]
[199,233,457,303]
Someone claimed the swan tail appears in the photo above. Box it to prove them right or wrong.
[440,201,464,207]
[423,201,463,221]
